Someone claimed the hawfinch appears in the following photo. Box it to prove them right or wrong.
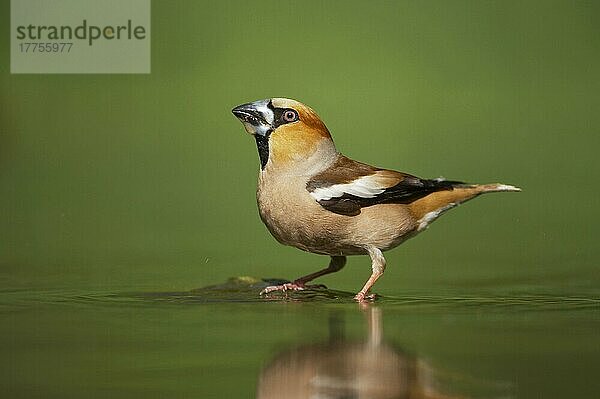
[232,98,520,302]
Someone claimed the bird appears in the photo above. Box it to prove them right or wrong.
[231,98,520,302]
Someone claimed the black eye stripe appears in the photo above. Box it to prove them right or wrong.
[272,107,299,128]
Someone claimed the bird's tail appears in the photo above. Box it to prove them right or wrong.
[409,182,521,223]
[468,183,522,194]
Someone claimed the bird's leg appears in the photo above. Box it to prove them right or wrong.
[260,256,346,295]
[354,247,386,302]
[294,255,346,287]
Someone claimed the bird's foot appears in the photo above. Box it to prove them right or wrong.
[260,281,327,296]
[354,292,377,302]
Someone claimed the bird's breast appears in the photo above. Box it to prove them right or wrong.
[256,171,418,255]
[256,172,335,253]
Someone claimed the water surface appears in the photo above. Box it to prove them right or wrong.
[2,281,598,398]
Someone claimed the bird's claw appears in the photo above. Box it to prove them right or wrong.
[354,292,377,302]
[260,282,305,295]
[259,282,327,296]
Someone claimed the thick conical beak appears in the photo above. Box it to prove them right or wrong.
[232,99,274,136]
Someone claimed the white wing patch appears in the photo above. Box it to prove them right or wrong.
[310,174,387,201]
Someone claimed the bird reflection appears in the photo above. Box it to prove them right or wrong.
[257,306,463,399]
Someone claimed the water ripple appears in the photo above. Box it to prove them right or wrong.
[0,277,599,313]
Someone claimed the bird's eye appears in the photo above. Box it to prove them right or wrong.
[282,109,298,123]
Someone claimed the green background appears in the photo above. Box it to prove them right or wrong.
[1,1,599,398]
[2,0,598,294]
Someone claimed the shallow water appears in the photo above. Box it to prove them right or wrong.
[2,280,599,398]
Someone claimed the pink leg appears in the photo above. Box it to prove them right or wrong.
[260,256,346,295]
[354,247,386,302]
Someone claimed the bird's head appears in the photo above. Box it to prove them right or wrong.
[232,98,336,170]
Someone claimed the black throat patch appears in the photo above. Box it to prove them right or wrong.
[251,100,296,170]
[255,134,269,169]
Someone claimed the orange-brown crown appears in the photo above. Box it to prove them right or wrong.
[269,98,334,166]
